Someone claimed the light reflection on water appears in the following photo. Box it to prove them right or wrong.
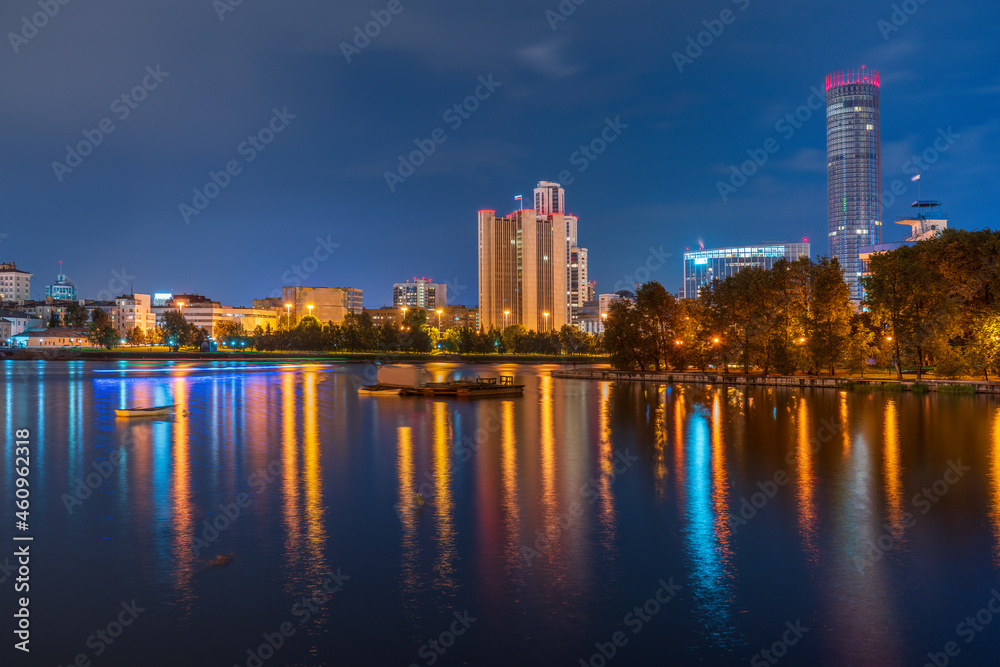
[3,361,1000,665]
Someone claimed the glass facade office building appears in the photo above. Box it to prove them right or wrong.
[683,243,810,299]
[826,67,881,302]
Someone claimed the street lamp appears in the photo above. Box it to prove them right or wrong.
[307,304,314,318]
[436,309,443,330]
[543,311,549,331]
[504,310,510,328]
[284,303,291,328]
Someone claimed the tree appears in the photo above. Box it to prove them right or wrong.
[87,309,119,350]
[214,319,247,341]
[48,311,62,328]
[844,313,878,377]
[808,257,853,375]
[604,299,653,371]
[126,327,145,346]
[65,302,89,327]
[864,244,948,380]
[160,310,190,350]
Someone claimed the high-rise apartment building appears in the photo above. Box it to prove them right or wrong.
[827,67,881,302]
[478,208,568,332]
[392,278,447,310]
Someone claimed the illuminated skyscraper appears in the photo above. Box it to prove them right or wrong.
[478,208,567,332]
[826,67,881,302]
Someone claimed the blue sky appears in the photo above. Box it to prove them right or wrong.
[1,0,997,306]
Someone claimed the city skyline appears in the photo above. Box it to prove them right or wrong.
[0,0,995,307]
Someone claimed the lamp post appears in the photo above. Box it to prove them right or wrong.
[504,310,510,328]
[436,309,443,330]
[284,303,291,329]
[307,304,314,318]
[543,311,549,332]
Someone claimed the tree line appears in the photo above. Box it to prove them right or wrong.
[85,305,602,356]
[604,229,1000,381]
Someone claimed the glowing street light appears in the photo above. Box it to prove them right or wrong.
[713,338,720,344]
[543,311,549,331]
[504,310,510,328]
[436,309,443,329]
[284,303,292,328]
[307,304,314,318]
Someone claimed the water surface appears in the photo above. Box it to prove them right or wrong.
[2,360,999,666]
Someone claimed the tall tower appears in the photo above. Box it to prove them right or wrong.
[826,67,881,302]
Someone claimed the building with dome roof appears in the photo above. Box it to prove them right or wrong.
[45,273,77,301]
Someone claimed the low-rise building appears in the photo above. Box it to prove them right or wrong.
[153,303,280,335]
[365,305,479,332]
[0,309,45,339]
[8,328,95,349]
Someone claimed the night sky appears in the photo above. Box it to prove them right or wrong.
[1,0,997,307]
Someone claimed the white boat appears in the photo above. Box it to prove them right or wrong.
[114,404,175,418]
[358,385,402,396]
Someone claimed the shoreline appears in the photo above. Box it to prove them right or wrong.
[0,349,608,365]
[552,368,998,395]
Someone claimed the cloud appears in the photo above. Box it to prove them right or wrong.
[516,40,582,78]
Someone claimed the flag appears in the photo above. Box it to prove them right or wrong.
[911,174,921,182]
[515,194,523,201]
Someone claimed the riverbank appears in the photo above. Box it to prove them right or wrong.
[552,368,999,394]
[0,348,608,365]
